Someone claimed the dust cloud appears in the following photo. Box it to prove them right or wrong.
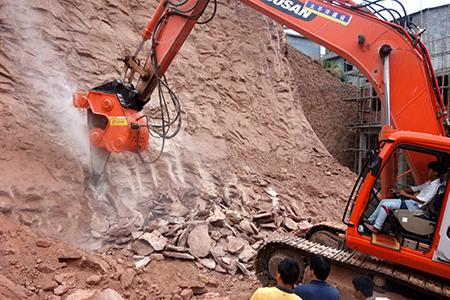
[2,0,90,165]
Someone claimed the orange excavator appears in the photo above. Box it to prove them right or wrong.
[73,0,450,298]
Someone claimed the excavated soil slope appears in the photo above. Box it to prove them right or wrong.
[0,0,378,299]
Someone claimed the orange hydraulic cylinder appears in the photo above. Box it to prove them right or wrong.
[141,0,169,41]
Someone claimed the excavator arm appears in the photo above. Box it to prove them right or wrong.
[74,0,449,185]
[73,0,210,184]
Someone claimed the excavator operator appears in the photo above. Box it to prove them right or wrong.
[365,161,446,234]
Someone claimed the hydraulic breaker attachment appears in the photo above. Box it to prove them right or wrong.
[72,0,211,183]
[73,85,150,185]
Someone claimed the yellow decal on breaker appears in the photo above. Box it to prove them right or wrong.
[110,116,129,126]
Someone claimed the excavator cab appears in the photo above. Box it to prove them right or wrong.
[359,145,449,250]
[345,132,450,273]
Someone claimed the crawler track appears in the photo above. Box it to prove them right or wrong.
[255,222,450,299]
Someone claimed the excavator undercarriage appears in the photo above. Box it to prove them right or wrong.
[255,222,450,300]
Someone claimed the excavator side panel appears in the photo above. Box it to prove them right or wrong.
[434,193,450,263]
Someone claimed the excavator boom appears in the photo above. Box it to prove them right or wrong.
[242,0,447,138]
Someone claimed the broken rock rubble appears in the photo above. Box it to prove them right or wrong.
[0,185,318,298]
[90,190,314,277]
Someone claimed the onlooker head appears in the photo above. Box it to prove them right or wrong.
[250,257,302,300]
[294,254,339,300]
[352,275,374,299]
[278,257,300,286]
[309,254,331,281]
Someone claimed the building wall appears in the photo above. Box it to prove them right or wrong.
[284,28,321,58]
[410,5,450,77]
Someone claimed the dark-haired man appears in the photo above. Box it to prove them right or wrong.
[250,258,301,300]
[352,275,389,300]
[294,255,339,300]
[366,161,446,234]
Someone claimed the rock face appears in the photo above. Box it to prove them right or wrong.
[0,0,359,299]
[0,0,356,249]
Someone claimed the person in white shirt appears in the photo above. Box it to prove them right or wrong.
[352,276,390,300]
[365,161,446,234]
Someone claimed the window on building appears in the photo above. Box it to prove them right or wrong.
[372,88,381,112]
[437,75,449,107]
[344,60,353,72]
